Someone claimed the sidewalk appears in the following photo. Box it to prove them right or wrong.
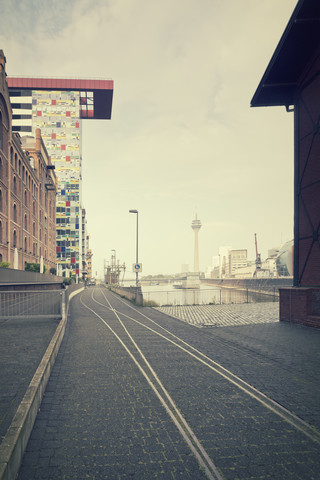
[1,298,320,479]
[0,317,60,441]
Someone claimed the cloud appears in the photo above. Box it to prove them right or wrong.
[1,0,297,275]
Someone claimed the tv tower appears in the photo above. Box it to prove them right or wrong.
[191,213,202,272]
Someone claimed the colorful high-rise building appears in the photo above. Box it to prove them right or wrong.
[7,77,113,277]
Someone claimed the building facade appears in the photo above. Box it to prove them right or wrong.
[7,76,113,278]
[251,0,320,326]
[229,249,247,276]
[0,50,56,270]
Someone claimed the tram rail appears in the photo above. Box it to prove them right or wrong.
[79,286,320,479]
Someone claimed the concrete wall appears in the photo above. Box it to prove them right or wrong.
[110,285,143,306]
[0,267,62,284]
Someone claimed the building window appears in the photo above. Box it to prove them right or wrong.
[24,236,27,252]
[24,189,27,204]
[10,147,13,165]
[33,222,35,236]
[13,230,17,248]
[13,176,17,194]
[0,189,2,212]
[13,203,17,222]
[0,220,2,244]
[0,157,2,177]
[24,213,27,229]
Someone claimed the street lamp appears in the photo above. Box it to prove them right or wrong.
[129,209,139,287]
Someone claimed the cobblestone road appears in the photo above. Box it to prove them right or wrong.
[155,302,279,327]
[16,289,320,480]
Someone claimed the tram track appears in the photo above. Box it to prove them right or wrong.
[92,287,320,445]
[80,286,320,479]
[80,287,223,480]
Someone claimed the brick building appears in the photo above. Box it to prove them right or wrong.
[0,50,57,271]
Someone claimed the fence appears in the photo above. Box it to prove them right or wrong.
[142,286,280,307]
[0,290,63,319]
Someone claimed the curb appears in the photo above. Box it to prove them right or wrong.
[0,288,83,480]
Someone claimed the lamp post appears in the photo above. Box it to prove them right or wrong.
[129,209,139,287]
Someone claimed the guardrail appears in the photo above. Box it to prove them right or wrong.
[0,284,83,480]
[0,290,63,319]
[142,287,280,307]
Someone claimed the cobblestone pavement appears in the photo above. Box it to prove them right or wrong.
[17,290,207,480]
[0,317,59,440]
[155,302,279,327]
[15,290,320,479]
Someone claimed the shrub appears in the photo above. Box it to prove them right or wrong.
[25,263,47,273]
[0,261,10,268]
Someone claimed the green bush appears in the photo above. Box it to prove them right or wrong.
[0,261,10,268]
[50,267,57,275]
[25,263,47,273]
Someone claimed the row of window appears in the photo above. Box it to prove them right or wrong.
[0,221,51,259]
[0,188,53,221]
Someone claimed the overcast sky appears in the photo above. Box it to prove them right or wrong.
[1,0,297,277]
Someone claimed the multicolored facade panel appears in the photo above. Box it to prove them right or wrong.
[31,89,82,274]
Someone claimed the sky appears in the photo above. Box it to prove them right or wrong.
[1,0,298,278]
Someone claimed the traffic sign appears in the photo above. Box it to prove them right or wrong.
[132,263,142,272]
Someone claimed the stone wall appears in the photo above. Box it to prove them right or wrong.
[110,285,143,306]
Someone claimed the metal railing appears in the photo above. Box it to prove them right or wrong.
[142,287,280,307]
[0,290,63,319]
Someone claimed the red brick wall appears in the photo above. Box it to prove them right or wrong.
[279,288,320,328]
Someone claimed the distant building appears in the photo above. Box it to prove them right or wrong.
[276,240,293,277]
[87,248,93,279]
[0,50,56,270]
[7,74,113,278]
[219,246,232,278]
[229,249,247,276]
[233,262,256,279]
[181,264,189,275]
